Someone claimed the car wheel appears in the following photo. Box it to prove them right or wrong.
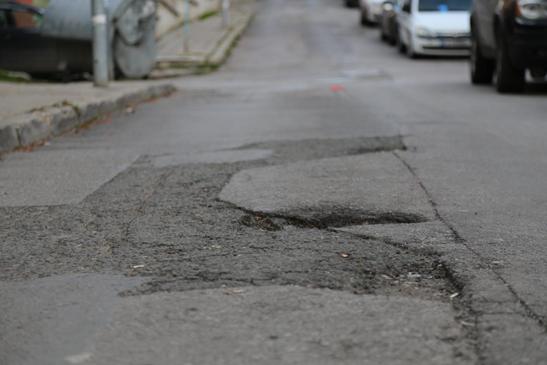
[406,38,416,59]
[360,9,372,26]
[470,29,494,84]
[380,27,388,41]
[388,32,397,45]
[494,35,525,93]
[397,38,406,53]
[360,10,367,26]
[390,25,399,46]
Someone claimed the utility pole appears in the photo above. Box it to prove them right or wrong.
[221,0,230,28]
[92,0,109,87]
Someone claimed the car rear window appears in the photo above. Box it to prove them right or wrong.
[418,0,471,11]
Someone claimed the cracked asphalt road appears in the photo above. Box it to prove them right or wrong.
[1,0,547,364]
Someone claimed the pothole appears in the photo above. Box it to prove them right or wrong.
[219,152,437,225]
[240,207,427,230]
[2,138,453,305]
[239,213,283,231]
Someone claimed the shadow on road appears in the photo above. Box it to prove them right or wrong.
[525,82,547,95]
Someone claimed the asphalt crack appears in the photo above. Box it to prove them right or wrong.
[391,150,547,365]
[392,150,547,332]
[238,207,427,230]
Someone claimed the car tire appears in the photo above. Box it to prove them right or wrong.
[380,28,388,41]
[388,33,397,45]
[397,35,406,54]
[360,10,367,26]
[470,29,494,84]
[494,35,525,93]
[360,9,373,26]
[390,26,399,46]
[406,38,417,59]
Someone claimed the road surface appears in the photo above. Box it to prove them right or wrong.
[1,0,547,364]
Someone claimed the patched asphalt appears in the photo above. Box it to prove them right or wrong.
[0,138,473,364]
[2,0,547,363]
[0,139,454,299]
[85,286,475,365]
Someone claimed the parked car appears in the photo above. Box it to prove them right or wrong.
[397,0,472,57]
[0,1,91,80]
[470,0,547,93]
[360,0,386,25]
[379,0,400,44]
[0,0,157,81]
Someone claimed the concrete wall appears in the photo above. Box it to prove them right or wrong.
[156,0,220,38]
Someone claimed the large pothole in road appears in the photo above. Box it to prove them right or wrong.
[219,152,436,225]
[0,137,455,304]
[239,207,427,230]
[0,161,455,302]
[110,161,452,301]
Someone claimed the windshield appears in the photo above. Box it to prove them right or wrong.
[418,0,471,11]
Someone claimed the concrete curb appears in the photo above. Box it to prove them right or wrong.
[0,83,176,154]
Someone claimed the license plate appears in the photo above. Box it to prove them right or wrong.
[440,39,469,48]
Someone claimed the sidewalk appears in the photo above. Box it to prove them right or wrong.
[0,81,175,154]
[156,0,255,70]
[0,0,255,154]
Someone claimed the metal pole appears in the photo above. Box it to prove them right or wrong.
[183,0,190,53]
[92,0,109,87]
[221,0,230,28]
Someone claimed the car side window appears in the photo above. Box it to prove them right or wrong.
[12,10,42,29]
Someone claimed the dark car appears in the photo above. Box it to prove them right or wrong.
[379,0,400,44]
[0,1,91,80]
[470,0,547,92]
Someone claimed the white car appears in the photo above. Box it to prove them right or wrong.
[396,0,471,57]
[359,0,386,26]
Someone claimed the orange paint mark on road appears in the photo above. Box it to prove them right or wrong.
[330,84,345,93]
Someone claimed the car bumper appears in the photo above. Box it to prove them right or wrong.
[508,25,547,69]
[414,36,471,56]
